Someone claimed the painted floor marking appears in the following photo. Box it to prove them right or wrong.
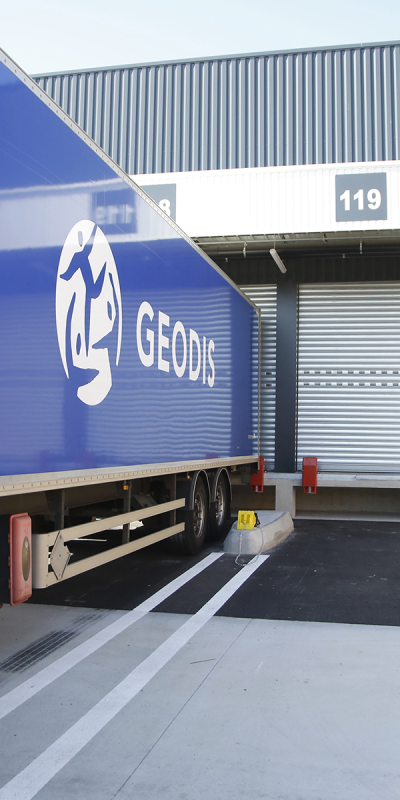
[0,552,221,721]
[0,555,268,800]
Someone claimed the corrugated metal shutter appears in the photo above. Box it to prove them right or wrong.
[297,283,400,472]
[240,286,277,469]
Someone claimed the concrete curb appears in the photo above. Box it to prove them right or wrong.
[223,511,294,555]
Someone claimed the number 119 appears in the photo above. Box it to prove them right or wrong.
[340,188,382,211]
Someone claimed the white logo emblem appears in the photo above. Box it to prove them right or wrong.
[56,220,122,405]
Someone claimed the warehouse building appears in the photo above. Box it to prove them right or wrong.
[35,41,400,516]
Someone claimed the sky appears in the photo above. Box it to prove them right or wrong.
[1,0,400,75]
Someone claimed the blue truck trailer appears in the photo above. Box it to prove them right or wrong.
[0,48,260,603]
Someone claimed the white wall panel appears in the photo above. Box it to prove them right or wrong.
[134,161,400,238]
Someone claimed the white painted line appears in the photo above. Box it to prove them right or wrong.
[0,555,268,800]
[0,552,221,721]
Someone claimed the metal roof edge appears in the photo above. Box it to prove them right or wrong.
[133,159,400,180]
[32,39,400,79]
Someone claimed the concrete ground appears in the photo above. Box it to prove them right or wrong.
[0,522,399,799]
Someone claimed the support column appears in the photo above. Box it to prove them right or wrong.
[274,281,298,473]
[122,481,132,544]
[46,489,66,531]
[275,480,296,517]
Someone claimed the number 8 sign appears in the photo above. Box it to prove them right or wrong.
[335,173,387,222]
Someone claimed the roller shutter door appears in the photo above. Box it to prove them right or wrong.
[297,283,400,472]
[241,286,277,469]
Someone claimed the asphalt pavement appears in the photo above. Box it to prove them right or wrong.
[28,518,400,626]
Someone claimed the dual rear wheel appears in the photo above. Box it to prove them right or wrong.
[171,472,230,555]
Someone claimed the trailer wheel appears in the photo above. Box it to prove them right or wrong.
[208,472,230,540]
[170,475,208,555]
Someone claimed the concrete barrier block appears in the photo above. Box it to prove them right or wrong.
[223,511,294,555]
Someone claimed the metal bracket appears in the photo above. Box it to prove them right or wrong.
[45,489,66,530]
[122,481,132,544]
[50,531,71,580]
[250,457,265,493]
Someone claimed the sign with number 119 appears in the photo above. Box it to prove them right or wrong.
[335,173,387,222]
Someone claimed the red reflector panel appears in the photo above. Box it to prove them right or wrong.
[302,457,318,494]
[9,513,32,605]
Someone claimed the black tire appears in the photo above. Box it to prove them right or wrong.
[208,472,230,541]
[169,475,209,555]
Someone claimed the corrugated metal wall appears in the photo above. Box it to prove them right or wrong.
[35,42,400,175]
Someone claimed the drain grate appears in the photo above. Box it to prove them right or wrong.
[0,612,103,674]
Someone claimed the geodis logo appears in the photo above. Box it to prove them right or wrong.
[56,220,122,406]
[56,220,216,405]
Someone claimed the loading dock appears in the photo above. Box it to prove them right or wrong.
[157,161,400,515]
[35,42,400,518]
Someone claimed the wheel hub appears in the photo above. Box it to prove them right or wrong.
[215,484,225,526]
